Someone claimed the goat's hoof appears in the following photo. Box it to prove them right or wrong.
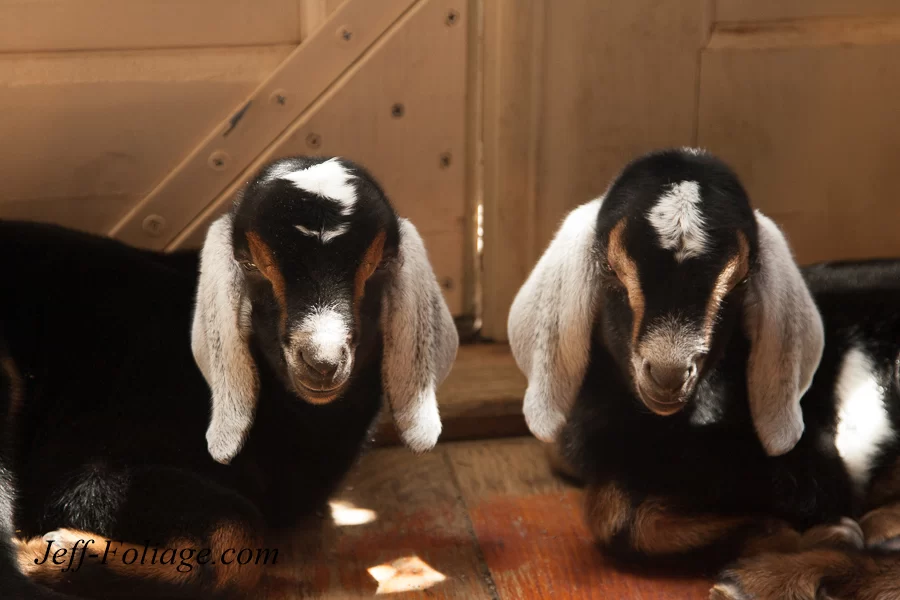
[709,581,748,600]
[860,505,900,550]
[800,517,864,550]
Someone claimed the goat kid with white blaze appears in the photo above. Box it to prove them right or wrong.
[0,155,457,599]
[509,148,900,599]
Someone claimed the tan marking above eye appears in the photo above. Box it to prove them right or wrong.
[606,219,645,344]
[702,231,750,345]
[353,230,387,322]
[245,231,288,328]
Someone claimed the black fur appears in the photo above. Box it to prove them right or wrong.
[558,150,900,568]
[0,157,411,597]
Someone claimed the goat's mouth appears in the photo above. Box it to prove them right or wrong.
[636,384,690,416]
[291,377,348,405]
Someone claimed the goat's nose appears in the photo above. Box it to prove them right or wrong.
[645,361,692,392]
[300,352,339,379]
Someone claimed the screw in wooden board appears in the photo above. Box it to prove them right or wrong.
[391,103,405,118]
[142,215,167,237]
[439,152,452,169]
[338,26,352,41]
[441,277,454,290]
[446,9,459,26]
[208,150,230,171]
[306,133,322,149]
[269,89,288,106]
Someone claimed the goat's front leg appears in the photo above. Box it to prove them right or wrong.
[585,482,862,563]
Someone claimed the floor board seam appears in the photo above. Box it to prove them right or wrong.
[441,448,503,600]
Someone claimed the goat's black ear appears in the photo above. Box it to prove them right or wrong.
[744,211,824,456]
[380,219,458,452]
[507,199,603,442]
[191,213,259,464]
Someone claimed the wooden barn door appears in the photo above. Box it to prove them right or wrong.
[0,0,476,319]
[480,0,900,340]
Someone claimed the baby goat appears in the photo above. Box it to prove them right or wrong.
[0,156,457,598]
[509,148,900,599]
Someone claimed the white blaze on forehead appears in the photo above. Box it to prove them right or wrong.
[278,158,356,216]
[295,223,350,243]
[647,180,710,263]
[292,307,350,365]
[834,346,895,495]
[680,146,707,156]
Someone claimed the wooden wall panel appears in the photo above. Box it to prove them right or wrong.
[480,0,544,340]
[110,0,419,250]
[716,0,900,23]
[0,0,304,52]
[173,0,470,316]
[698,35,900,265]
[0,47,293,234]
[481,0,712,340]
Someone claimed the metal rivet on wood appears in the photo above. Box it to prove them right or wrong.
[306,133,322,149]
[142,215,167,237]
[208,151,230,171]
[269,90,288,106]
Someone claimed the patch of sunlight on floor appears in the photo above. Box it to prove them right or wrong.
[329,500,378,526]
[367,555,447,595]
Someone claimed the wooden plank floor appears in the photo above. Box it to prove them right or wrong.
[372,344,530,446]
[261,437,713,599]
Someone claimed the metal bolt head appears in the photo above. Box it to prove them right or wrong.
[439,152,452,168]
[391,103,405,118]
[338,26,353,41]
[446,10,459,26]
[142,214,167,237]
[306,133,322,149]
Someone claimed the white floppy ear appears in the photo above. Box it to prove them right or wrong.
[507,198,603,443]
[381,219,458,452]
[191,213,259,465]
[744,211,824,456]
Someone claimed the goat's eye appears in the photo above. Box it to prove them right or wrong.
[239,261,258,272]
[605,262,622,284]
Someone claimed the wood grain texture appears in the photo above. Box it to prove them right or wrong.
[446,439,712,600]
[171,0,470,316]
[299,0,348,41]
[109,0,418,251]
[262,437,712,598]
[0,0,303,52]
[373,344,528,446]
[481,0,712,339]
[480,0,543,341]
[0,46,292,234]
[261,447,494,599]
[709,15,900,50]
[698,42,900,265]
[716,0,900,24]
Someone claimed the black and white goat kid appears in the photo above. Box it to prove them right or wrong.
[509,148,900,599]
[0,156,457,598]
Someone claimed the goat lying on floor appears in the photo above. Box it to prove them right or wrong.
[0,156,458,599]
[508,148,900,599]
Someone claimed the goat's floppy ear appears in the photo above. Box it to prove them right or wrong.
[191,213,259,465]
[744,211,824,457]
[381,219,458,453]
[508,199,603,443]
